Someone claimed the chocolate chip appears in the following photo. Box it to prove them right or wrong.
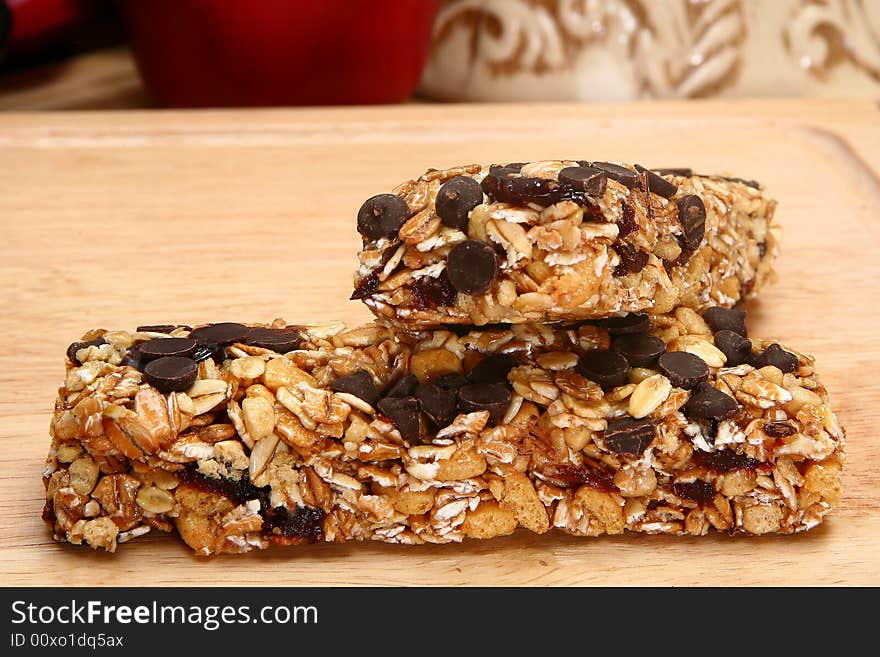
[763,421,796,438]
[673,480,715,505]
[189,323,250,346]
[384,374,418,398]
[191,343,222,363]
[138,337,198,362]
[611,242,649,276]
[603,417,656,455]
[754,343,799,373]
[480,166,520,196]
[714,330,753,366]
[657,351,709,389]
[653,167,692,177]
[356,193,411,240]
[490,163,524,173]
[591,162,640,188]
[245,327,302,353]
[447,240,498,295]
[416,383,458,427]
[66,337,106,365]
[435,372,468,390]
[490,176,567,206]
[331,370,379,406]
[468,353,516,384]
[121,348,142,370]
[576,349,630,390]
[598,313,651,335]
[676,195,706,250]
[143,356,198,393]
[634,164,677,198]
[136,324,191,334]
[377,396,421,442]
[683,382,739,420]
[702,307,747,336]
[558,166,607,196]
[436,176,483,231]
[457,382,511,423]
[613,334,666,368]
[617,201,638,237]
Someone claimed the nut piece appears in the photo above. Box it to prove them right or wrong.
[410,348,462,383]
[263,357,316,390]
[68,456,99,495]
[668,336,727,368]
[461,501,518,539]
[628,374,672,419]
[242,396,275,441]
[135,486,176,514]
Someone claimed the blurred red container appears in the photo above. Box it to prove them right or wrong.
[123,0,442,107]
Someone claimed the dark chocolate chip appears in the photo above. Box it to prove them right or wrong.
[683,382,739,420]
[653,167,693,177]
[763,421,796,438]
[754,343,799,373]
[356,193,411,240]
[377,396,421,442]
[674,480,715,505]
[576,349,630,390]
[436,176,484,231]
[480,166,520,196]
[416,383,458,427]
[602,417,656,455]
[676,194,706,250]
[468,353,516,384]
[634,164,677,198]
[189,323,250,346]
[658,351,709,389]
[143,356,198,393]
[613,334,666,368]
[714,330,753,366]
[191,343,221,363]
[617,201,638,237]
[457,382,512,423]
[409,270,458,309]
[490,176,567,206]
[331,370,379,406]
[598,313,651,335]
[702,307,748,336]
[558,166,607,196]
[384,374,418,398]
[136,324,190,334]
[435,372,469,391]
[490,163,524,173]
[138,337,198,362]
[591,162,640,188]
[447,240,498,295]
[245,327,302,353]
[611,242,649,276]
[121,348,142,370]
[66,337,106,365]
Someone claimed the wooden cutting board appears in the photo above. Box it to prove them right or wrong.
[1,99,877,586]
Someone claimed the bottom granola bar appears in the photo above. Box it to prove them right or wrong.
[43,312,844,555]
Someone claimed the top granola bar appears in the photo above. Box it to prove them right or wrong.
[353,161,778,327]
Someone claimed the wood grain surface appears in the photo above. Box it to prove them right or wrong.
[1,99,877,586]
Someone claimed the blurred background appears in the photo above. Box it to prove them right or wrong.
[0,0,878,111]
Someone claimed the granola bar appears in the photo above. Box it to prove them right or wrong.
[43,310,843,555]
[353,161,778,327]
